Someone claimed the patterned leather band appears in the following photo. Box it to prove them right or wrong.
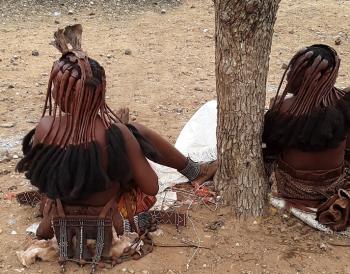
[178,157,200,182]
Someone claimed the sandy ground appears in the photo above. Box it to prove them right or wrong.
[0,0,350,273]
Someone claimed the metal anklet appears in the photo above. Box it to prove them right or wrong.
[178,157,201,181]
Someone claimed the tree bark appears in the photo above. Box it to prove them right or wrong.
[215,0,280,217]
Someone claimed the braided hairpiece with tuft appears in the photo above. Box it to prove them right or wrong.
[263,44,350,151]
[16,25,137,201]
[52,24,83,57]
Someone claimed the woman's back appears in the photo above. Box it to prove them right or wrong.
[282,145,345,170]
[35,115,108,168]
[278,97,347,170]
[34,115,119,206]
[33,114,160,206]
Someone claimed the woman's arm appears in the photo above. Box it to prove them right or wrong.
[116,124,159,196]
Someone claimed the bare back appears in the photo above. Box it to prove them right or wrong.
[34,115,158,206]
[279,97,346,170]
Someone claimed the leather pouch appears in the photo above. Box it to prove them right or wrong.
[317,188,350,231]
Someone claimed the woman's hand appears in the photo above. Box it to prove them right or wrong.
[115,108,130,124]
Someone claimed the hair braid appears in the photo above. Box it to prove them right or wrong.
[16,25,159,200]
[263,44,350,151]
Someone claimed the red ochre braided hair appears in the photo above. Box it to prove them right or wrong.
[263,44,350,151]
[16,25,159,200]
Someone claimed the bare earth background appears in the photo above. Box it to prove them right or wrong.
[0,0,350,273]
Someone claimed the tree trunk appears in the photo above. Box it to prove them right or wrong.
[215,0,280,217]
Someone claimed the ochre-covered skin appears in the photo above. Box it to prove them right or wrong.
[264,45,350,169]
[16,51,160,201]
[34,115,159,206]
[263,44,350,204]
[18,52,216,206]
[16,25,218,243]
[277,97,347,171]
[15,25,166,203]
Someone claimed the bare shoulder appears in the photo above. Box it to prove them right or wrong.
[37,116,54,128]
[34,116,54,143]
[279,97,295,113]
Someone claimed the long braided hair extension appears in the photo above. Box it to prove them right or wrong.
[16,25,158,201]
[263,44,350,151]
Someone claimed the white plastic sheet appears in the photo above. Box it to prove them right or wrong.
[270,196,350,236]
[154,99,350,234]
[153,100,218,193]
[175,100,217,162]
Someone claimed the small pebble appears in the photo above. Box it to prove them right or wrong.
[281,63,288,69]
[106,54,112,59]
[335,36,342,45]
[9,187,18,193]
[128,269,135,274]
[280,227,287,233]
[31,50,39,56]
[11,230,17,235]
[68,10,74,15]
[0,123,15,128]
[141,271,150,274]
[54,20,60,24]
[8,217,16,225]
[194,87,203,91]
[161,9,166,14]
[296,266,303,272]
[12,155,19,159]
[19,181,27,186]
[8,84,14,89]
[319,242,327,251]
[124,49,132,55]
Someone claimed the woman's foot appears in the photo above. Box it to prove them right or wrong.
[116,107,130,124]
[191,160,218,186]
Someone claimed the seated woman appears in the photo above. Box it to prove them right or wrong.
[16,25,217,240]
[263,44,350,213]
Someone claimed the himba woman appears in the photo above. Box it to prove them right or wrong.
[263,44,350,231]
[16,25,217,241]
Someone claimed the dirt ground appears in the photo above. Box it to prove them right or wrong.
[1,0,350,273]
